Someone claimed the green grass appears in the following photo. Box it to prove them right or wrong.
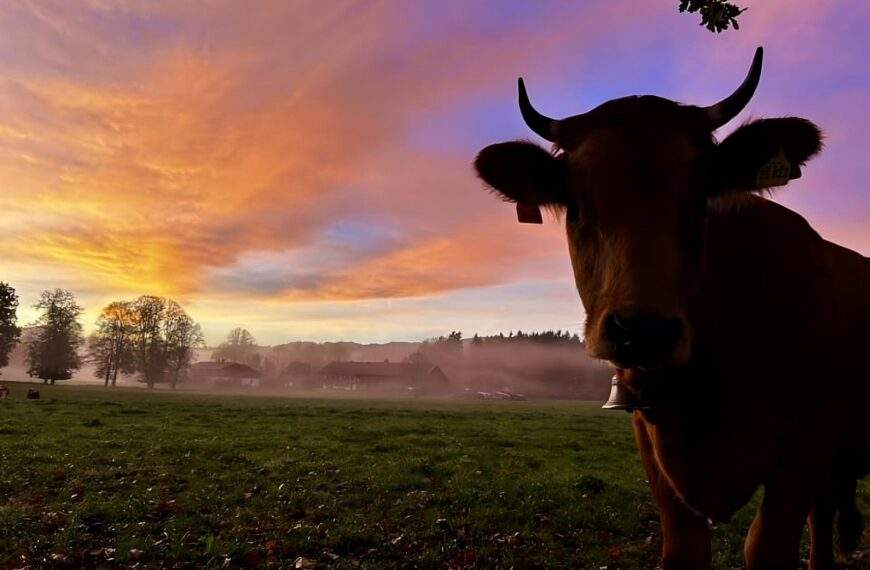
[0,383,866,568]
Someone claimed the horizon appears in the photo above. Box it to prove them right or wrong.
[12,322,580,349]
[2,1,868,345]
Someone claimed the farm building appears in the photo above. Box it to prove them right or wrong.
[319,361,449,393]
[189,361,262,388]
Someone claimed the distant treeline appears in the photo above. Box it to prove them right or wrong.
[419,330,582,349]
[469,330,582,345]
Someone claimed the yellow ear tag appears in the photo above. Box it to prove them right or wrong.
[516,202,543,224]
[755,148,791,189]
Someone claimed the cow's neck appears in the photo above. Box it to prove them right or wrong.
[673,192,835,423]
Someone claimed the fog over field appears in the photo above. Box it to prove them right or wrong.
[1,328,611,400]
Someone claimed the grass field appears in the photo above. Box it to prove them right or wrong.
[0,383,866,569]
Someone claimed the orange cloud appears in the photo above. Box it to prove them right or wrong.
[315,218,564,300]
[0,48,388,296]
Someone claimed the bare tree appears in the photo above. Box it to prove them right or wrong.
[27,289,84,384]
[0,282,21,371]
[163,301,204,389]
[88,301,136,387]
[212,327,259,367]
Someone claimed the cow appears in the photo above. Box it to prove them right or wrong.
[474,47,869,569]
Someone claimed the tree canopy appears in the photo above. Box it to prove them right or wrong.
[0,282,21,370]
[212,328,260,368]
[27,289,84,384]
[163,301,204,389]
[88,301,137,387]
[127,296,203,389]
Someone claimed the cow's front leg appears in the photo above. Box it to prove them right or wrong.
[634,414,711,569]
[744,480,813,570]
[807,499,835,570]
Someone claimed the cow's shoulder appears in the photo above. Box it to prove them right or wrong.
[708,193,821,245]
[704,192,869,398]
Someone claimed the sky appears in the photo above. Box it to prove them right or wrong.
[1,0,868,345]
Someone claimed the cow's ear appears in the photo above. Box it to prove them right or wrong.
[714,118,823,193]
[474,141,567,223]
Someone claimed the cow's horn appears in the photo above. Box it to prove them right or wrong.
[518,78,558,142]
[703,47,764,129]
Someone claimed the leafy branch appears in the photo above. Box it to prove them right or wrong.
[678,0,746,33]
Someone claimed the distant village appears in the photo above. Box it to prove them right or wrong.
[0,285,611,400]
[185,329,610,399]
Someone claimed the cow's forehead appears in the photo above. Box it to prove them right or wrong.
[570,126,703,167]
[554,95,710,155]
[560,126,707,213]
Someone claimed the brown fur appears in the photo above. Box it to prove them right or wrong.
[476,92,869,568]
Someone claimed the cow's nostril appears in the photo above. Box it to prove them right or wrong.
[605,314,632,347]
[603,312,683,366]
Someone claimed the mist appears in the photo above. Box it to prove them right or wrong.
[0,330,612,401]
[442,341,611,400]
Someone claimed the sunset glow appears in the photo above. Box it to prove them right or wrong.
[2,1,868,344]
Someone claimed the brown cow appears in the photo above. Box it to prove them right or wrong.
[474,47,869,569]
